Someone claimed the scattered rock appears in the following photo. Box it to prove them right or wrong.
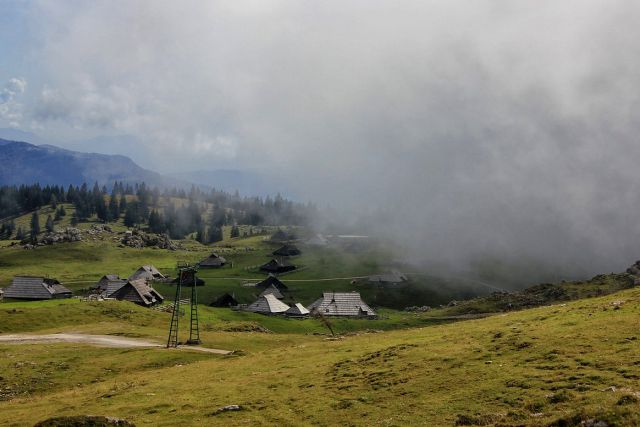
[121,231,179,250]
[209,405,243,416]
[34,415,134,426]
[404,305,431,312]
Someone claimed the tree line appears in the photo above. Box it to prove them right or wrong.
[0,182,315,242]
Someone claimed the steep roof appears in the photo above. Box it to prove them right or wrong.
[110,279,164,307]
[3,276,72,300]
[93,274,126,294]
[269,229,289,242]
[128,265,165,281]
[199,253,227,267]
[272,244,301,257]
[245,294,290,314]
[255,275,288,290]
[285,303,310,316]
[104,280,127,297]
[259,284,284,299]
[308,292,376,317]
[259,258,296,273]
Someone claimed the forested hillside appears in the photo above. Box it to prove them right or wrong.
[0,182,314,243]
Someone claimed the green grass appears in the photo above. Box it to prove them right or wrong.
[0,285,639,425]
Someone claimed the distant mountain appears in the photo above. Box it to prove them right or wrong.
[168,169,297,199]
[0,137,176,187]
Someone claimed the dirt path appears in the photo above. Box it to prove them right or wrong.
[0,333,232,354]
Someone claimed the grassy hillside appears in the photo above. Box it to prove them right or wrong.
[0,286,639,425]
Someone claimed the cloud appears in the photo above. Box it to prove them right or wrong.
[18,1,640,283]
[0,77,27,126]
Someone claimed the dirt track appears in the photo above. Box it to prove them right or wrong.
[0,333,232,354]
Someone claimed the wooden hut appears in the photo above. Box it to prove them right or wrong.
[110,279,164,307]
[210,293,239,307]
[269,229,289,243]
[93,274,126,295]
[254,275,288,291]
[285,303,310,317]
[259,258,296,274]
[198,253,227,268]
[128,265,165,281]
[245,294,290,315]
[2,276,72,300]
[272,244,301,257]
[258,284,284,299]
[308,292,376,318]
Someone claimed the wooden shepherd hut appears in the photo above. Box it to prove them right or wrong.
[245,294,290,315]
[308,291,376,318]
[254,275,288,291]
[285,303,310,317]
[258,284,284,299]
[128,265,166,281]
[198,253,227,268]
[93,274,127,295]
[272,244,301,257]
[259,258,296,274]
[2,276,72,300]
[110,279,164,307]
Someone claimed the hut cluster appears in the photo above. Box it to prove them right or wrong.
[0,264,167,308]
[211,274,377,319]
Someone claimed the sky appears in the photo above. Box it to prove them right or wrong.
[2,1,640,282]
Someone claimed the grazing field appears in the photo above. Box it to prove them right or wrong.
[0,286,639,426]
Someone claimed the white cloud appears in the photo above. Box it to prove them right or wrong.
[0,77,27,126]
[17,1,640,279]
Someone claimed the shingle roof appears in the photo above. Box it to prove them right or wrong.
[254,275,288,290]
[245,294,290,314]
[93,274,126,295]
[259,258,296,273]
[308,292,376,317]
[259,284,284,299]
[128,265,165,281]
[111,279,164,306]
[272,244,301,257]
[104,280,127,297]
[285,303,310,316]
[3,276,72,300]
[199,253,227,267]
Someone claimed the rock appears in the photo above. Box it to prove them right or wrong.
[209,405,243,416]
[34,415,135,426]
[121,231,179,250]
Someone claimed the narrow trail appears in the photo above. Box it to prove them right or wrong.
[0,333,232,355]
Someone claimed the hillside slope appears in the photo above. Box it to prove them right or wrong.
[0,138,177,187]
[1,287,639,426]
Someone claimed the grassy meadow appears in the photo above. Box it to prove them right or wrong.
[0,287,639,425]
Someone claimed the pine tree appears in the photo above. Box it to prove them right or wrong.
[195,223,206,243]
[208,226,223,243]
[70,213,79,227]
[15,226,25,241]
[45,215,55,233]
[119,194,127,212]
[230,225,240,238]
[50,194,58,209]
[30,211,40,242]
